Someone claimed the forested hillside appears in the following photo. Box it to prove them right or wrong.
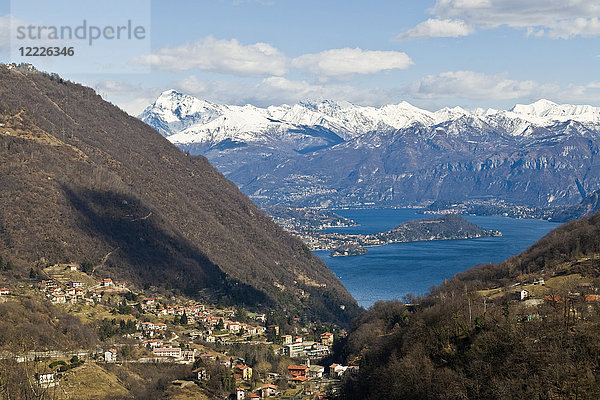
[0,65,358,324]
[336,211,600,399]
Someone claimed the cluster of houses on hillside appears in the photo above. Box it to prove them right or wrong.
[39,276,128,304]
[231,360,358,399]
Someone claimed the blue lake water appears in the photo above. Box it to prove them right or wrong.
[315,209,560,309]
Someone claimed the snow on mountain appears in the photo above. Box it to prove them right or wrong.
[139,91,600,147]
[507,99,600,125]
[138,89,225,137]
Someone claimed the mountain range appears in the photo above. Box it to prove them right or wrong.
[140,91,600,208]
[0,65,358,324]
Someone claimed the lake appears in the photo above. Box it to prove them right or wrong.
[315,209,560,308]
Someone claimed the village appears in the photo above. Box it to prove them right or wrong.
[0,263,359,399]
[5,259,599,398]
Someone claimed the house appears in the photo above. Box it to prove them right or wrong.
[248,393,260,399]
[514,289,529,301]
[99,278,114,287]
[281,335,292,345]
[0,288,9,296]
[181,349,196,363]
[320,332,334,346]
[236,388,245,400]
[289,375,308,384]
[68,281,84,288]
[308,365,325,379]
[227,322,242,333]
[51,294,66,304]
[137,321,155,331]
[345,365,360,376]
[259,384,278,397]
[204,335,216,343]
[255,326,266,335]
[104,348,117,363]
[267,325,279,336]
[143,339,164,348]
[235,364,253,380]
[329,363,348,377]
[585,294,600,302]
[244,325,258,335]
[142,298,155,308]
[36,372,56,388]
[192,367,209,381]
[255,313,266,322]
[153,347,182,358]
[282,343,304,358]
[288,365,309,378]
[294,336,303,344]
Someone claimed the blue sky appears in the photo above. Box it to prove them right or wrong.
[3,0,600,114]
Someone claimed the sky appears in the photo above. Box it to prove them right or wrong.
[2,0,600,115]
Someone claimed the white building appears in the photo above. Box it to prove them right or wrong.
[36,373,56,388]
[153,347,182,358]
[105,349,117,363]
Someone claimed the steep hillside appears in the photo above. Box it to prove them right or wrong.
[0,65,358,324]
[453,210,600,288]
[335,211,600,399]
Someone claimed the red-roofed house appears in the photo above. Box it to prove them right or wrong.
[235,364,253,380]
[288,365,309,378]
[99,278,114,287]
[281,335,292,345]
[259,384,278,397]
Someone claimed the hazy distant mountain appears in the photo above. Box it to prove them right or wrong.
[140,92,600,208]
[546,189,600,222]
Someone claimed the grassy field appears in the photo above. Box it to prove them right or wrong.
[57,363,131,399]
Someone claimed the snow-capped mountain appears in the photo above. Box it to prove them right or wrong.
[139,92,600,208]
[140,91,600,146]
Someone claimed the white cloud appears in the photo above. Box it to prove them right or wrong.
[409,70,600,105]
[291,48,413,79]
[173,75,397,107]
[132,39,413,81]
[131,36,288,76]
[0,15,12,48]
[396,18,474,40]
[92,80,162,115]
[536,81,600,104]
[403,0,600,39]
[411,70,537,100]
[546,17,600,39]
[0,14,29,49]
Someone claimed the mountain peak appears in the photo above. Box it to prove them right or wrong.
[511,99,562,116]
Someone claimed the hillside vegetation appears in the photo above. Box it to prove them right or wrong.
[336,211,600,399]
[0,65,358,324]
